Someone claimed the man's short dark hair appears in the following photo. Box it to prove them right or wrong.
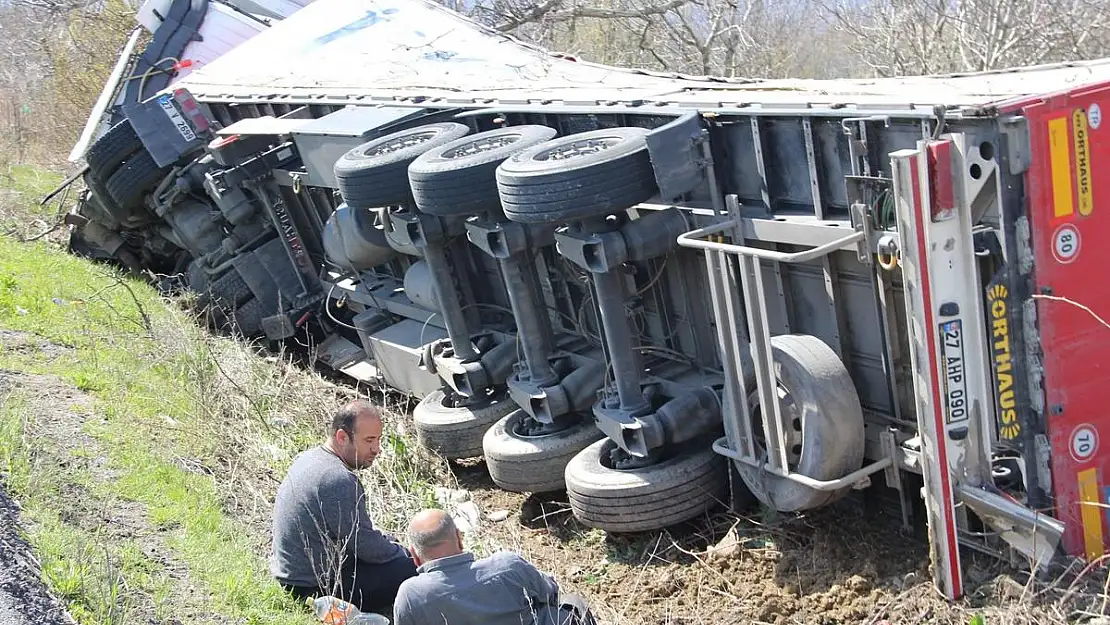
[329,400,380,437]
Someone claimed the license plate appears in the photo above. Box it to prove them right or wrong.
[939,319,968,424]
[158,95,197,142]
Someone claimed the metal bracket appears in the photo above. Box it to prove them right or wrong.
[956,483,1065,574]
[465,217,556,259]
[712,437,893,491]
[262,312,297,340]
[999,115,1031,175]
[678,204,877,490]
[850,202,873,266]
[553,227,627,273]
[880,428,913,531]
[389,210,445,248]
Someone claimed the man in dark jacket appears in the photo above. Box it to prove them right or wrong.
[271,399,417,615]
[393,508,596,625]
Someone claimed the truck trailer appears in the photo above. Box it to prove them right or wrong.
[63,0,1110,602]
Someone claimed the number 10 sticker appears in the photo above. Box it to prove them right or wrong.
[1053,223,1081,264]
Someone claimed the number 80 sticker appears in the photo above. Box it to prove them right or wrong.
[1053,223,1081,264]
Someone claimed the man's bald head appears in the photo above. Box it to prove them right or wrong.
[407,508,463,563]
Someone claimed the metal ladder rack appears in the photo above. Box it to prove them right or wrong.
[676,196,893,492]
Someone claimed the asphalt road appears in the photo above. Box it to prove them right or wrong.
[0,487,72,625]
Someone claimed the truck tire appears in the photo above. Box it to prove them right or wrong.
[81,189,121,231]
[564,435,727,533]
[408,125,557,216]
[334,123,471,209]
[195,268,253,315]
[230,298,266,338]
[186,260,209,292]
[482,411,604,493]
[496,127,658,225]
[86,120,144,181]
[734,334,866,512]
[105,150,170,211]
[413,387,516,460]
[83,174,135,227]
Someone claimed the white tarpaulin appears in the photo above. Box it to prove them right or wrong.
[174,0,1110,111]
[173,0,711,103]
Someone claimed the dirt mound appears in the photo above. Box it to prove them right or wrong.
[447,458,1098,625]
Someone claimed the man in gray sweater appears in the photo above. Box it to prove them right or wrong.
[393,509,597,625]
[271,400,417,615]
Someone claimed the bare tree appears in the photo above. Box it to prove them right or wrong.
[820,0,1110,77]
[0,0,135,164]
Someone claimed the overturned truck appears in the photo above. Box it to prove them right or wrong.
[65,0,1110,602]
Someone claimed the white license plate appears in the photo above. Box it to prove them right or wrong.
[939,319,968,424]
[158,95,197,143]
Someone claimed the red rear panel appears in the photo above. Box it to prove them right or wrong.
[1020,84,1110,560]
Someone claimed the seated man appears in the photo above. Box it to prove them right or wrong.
[393,509,597,625]
[271,399,417,615]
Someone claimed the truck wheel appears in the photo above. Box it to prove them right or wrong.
[496,127,658,225]
[413,387,516,460]
[565,435,727,533]
[86,120,143,181]
[194,268,253,316]
[734,334,866,512]
[230,298,266,338]
[408,125,557,216]
[185,260,209,292]
[482,411,604,493]
[81,189,121,231]
[335,122,471,209]
[105,150,170,211]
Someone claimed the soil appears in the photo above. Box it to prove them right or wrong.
[443,458,1099,625]
[0,331,219,625]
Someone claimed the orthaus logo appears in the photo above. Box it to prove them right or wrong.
[987,283,1020,440]
[1073,109,1093,216]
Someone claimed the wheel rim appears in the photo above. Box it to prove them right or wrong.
[441,386,502,410]
[534,136,623,162]
[511,412,582,439]
[599,439,672,471]
[442,134,521,159]
[750,385,804,468]
[363,130,439,157]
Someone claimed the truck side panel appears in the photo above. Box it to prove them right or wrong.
[1021,83,1110,560]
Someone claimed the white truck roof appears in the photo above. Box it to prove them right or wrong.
[174,0,1110,115]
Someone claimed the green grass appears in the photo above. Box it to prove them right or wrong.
[0,238,315,624]
[1,165,448,625]
[0,396,162,625]
[0,165,65,235]
[0,171,318,624]
[2,164,63,200]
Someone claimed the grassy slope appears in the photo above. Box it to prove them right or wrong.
[0,166,449,625]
